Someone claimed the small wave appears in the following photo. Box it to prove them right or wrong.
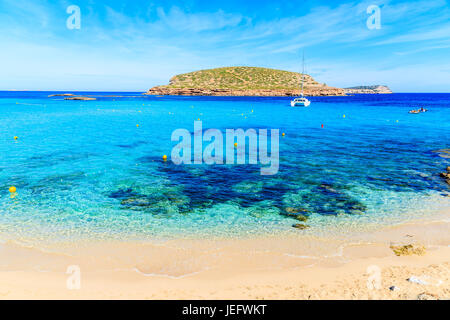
[132,267,209,279]
[15,102,46,106]
[284,253,319,259]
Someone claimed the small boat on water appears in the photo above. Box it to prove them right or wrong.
[409,107,428,114]
[291,53,311,107]
[291,96,311,107]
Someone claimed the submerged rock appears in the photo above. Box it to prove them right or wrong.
[390,244,426,256]
[246,203,280,218]
[232,180,264,194]
[295,214,308,222]
[285,207,308,214]
[281,207,309,222]
[109,188,138,200]
[110,187,182,214]
[120,197,152,207]
[292,223,309,230]
[319,184,341,194]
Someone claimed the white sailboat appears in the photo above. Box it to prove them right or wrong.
[291,53,311,107]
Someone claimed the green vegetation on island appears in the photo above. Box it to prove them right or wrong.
[146,66,346,96]
[164,66,320,90]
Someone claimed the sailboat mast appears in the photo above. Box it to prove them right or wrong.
[301,52,305,97]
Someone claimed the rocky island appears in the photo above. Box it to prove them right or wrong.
[344,85,392,94]
[64,96,96,101]
[146,67,346,97]
[48,93,75,97]
[48,93,96,100]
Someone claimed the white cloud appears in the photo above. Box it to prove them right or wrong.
[156,7,243,32]
[375,24,450,45]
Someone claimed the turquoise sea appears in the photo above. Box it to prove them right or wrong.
[0,92,449,243]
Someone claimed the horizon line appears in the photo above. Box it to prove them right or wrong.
[2,90,450,94]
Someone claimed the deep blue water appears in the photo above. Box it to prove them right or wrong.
[0,91,449,242]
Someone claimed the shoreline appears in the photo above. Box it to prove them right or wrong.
[1,209,449,299]
[144,87,346,97]
[2,192,449,247]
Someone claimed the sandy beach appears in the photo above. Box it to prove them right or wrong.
[1,209,449,300]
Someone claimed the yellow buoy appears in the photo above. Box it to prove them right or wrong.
[251,109,253,113]
[136,124,139,127]
[282,133,285,136]
[162,155,168,161]
[14,136,18,140]
[9,186,16,193]
[343,114,346,118]
[234,142,238,147]
[197,118,200,121]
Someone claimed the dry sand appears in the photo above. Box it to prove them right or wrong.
[0,211,449,300]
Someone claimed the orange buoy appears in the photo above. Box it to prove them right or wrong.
[234,142,238,147]
[14,136,18,140]
[282,133,285,136]
[162,155,168,161]
[9,186,16,193]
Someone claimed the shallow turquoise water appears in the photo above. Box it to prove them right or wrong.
[0,92,449,242]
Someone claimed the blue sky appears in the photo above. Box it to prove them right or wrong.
[0,0,449,92]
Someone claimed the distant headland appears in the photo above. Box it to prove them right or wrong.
[145,67,392,97]
[344,85,392,94]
